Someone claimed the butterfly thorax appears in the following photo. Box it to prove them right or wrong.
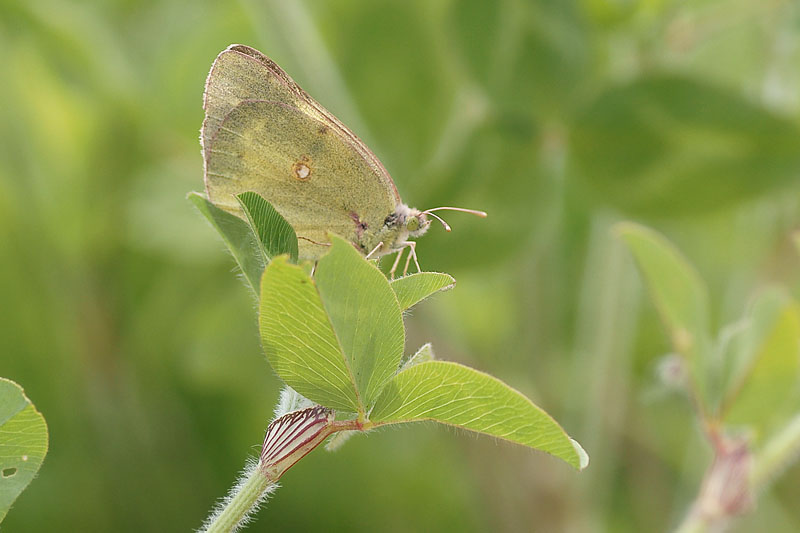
[358,204,430,257]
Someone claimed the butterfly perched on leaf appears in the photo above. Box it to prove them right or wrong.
[201,44,484,275]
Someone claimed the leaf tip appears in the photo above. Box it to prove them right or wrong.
[187,191,209,207]
[570,438,590,471]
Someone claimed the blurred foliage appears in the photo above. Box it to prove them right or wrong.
[1,0,800,531]
[618,223,800,529]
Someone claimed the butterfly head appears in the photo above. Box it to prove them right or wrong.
[384,204,430,242]
[403,208,432,238]
[390,204,488,239]
[373,203,487,258]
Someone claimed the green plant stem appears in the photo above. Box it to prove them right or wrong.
[204,464,274,533]
[201,415,361,533]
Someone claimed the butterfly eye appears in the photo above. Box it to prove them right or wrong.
[407,217,420,232]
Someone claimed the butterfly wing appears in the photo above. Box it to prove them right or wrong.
[202,46,401,259]
[205,99,397,260]
[203,45,299,155]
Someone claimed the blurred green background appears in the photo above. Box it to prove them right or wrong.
[2,0,800,531]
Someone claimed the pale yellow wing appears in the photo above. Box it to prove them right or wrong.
[202,44,400,203]
[205,100,398,260]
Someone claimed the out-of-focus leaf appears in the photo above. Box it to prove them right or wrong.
[259,255,362,413]
[723,303,800,440]
[616,222,710,355]
[236,192,298,264]
[390,272,455,311]
[189,192,263,294]
[314,236,405,409]
[616,222,712,400]
[571,76,800,214]
[720,288,790,400]
[370,361,587,470]
[0,378,48,523]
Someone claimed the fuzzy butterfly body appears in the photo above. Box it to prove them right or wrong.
[201,44,433,263]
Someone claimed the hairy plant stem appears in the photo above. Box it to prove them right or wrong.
[200,412,366,533]
[204,464,275,533]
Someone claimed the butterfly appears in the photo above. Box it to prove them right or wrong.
[201,44,485,277]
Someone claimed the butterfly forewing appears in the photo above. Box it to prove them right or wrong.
[205,46,399,201]
[203,46,402,260]
[202,46,301,156]
[205,99,397,260]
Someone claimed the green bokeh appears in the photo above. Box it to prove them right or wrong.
[2,0,800,531]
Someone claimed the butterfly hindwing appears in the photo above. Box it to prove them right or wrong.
[205,99,397,260]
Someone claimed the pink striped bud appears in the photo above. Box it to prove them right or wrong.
[259,406,335,480]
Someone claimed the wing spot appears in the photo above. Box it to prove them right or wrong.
[293,155,312,181]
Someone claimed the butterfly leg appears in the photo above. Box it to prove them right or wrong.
[402,241,421,276]
[365,241,384,260]
[388,247,405,280]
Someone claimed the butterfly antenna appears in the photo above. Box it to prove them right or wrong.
[425,211,451,232]
[422,206,488,233]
